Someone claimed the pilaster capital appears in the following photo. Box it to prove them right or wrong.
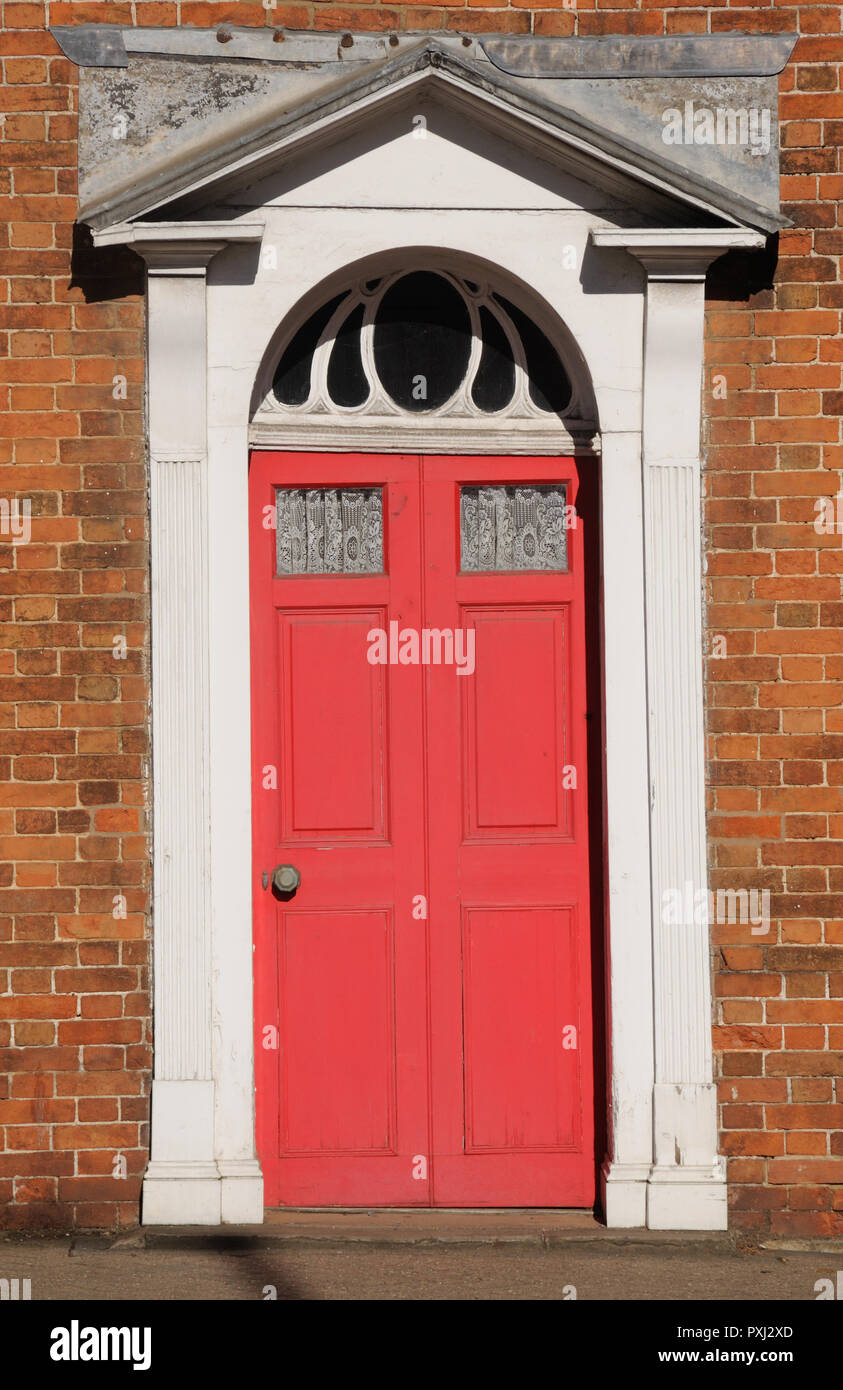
[590,226,766,281]
[91,220,265,274]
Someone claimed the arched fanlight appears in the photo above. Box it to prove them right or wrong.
[270,270,573,420]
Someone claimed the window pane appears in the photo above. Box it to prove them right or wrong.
[373,272,471,411]
[273,292,347,406]
[471,307,516,412]
[494,295,572,414]
[327,304,369,408]
[460,485,568,571]
[276,487,383,574]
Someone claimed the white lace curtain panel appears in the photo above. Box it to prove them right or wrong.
[276,487,384,574]
[275,483,567,574]
[460,485,567,571]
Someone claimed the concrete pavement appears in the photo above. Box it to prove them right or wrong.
[1,1210,841,1300]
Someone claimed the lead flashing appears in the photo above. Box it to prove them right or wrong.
[51,24,128,68]
[52,28,798,80]
[484,35,798,80]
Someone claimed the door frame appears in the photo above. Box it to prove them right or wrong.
[124,221,757,1230]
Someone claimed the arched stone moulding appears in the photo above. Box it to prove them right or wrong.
[89,57,771,1228]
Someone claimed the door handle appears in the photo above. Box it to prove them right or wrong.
[271,863,301,894]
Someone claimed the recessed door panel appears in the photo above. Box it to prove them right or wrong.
[281,610,387,838]
[464,607,571,836]
[280,909,395,1153]
[462,906,578,1151]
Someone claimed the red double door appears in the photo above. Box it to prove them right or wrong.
[250,452,595,1207]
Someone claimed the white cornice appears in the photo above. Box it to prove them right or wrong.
[590,226,766,279]
[92,220,265,271]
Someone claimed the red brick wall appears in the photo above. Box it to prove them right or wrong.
[0,1,150,1230]
[0,1,840,1234]
[702,14,843,1239]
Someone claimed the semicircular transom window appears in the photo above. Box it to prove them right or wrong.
[267,270,574,420]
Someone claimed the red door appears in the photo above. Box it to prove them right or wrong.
[251,452,595,1207]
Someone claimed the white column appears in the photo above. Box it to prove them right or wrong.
[592,229,763,1229]
[599,431,655,1228]
[140,247,219,1223]
[136,240,263,1224]
[206,417,265,1226]
[638,250,726,1231]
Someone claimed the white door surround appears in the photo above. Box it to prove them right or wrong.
[90,69,769,1229]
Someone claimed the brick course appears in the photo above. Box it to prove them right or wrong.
[0,0,841,1233]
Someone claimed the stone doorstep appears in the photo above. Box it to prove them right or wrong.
[101,1209,735,1251]
[12,1221,843,1256]
[7,1214,842,1254]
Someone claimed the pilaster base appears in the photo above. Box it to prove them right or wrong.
[219,1162,265,1224]
[601,1161,649,1228]
[647,1165,728,1231]
[142,1161,264,1225]
[142,1163,222,1225]
[144,1079,264,1225]
[601,1161,728,1230]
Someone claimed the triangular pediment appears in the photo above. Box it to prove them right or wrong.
[74,36,787,235]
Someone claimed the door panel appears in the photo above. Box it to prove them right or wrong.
[422,456,594,1206]
[251,451,595,1208]
[462,906,578,1151]
[464,607,571,835]
[280,609,387,837]
[280,908,395,1153]
[251,455,430,1206]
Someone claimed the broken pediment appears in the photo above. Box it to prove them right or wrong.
[55,28,793,236]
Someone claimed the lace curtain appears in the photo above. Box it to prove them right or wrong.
[460,485,567,571]
[276,487,383,574]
